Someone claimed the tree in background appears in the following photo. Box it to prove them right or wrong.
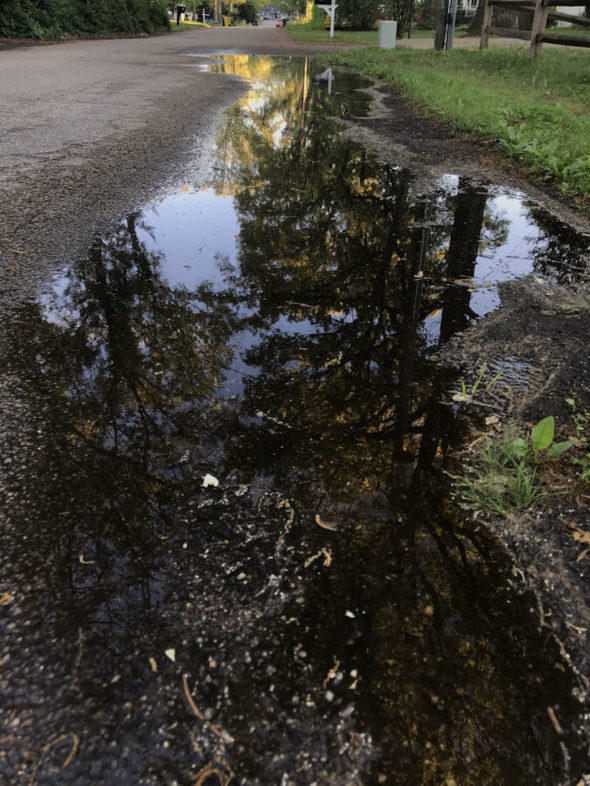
[381,0,415,35]
[334,0,380,29]
[277,0,307,17]
[237,0,258,21]
[0,0,170,38]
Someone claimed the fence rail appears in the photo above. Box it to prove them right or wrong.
[480,0,590,57]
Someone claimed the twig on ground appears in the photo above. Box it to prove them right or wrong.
[182,674,234,744]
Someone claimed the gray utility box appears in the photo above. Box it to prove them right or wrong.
[378,20,397,48]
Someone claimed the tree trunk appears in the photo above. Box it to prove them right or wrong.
[434,0,448,48]
[467,0,486,33]
[439,178,488,344]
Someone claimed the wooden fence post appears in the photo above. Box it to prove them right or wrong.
[529,0,549,57]
[480,0,493,49]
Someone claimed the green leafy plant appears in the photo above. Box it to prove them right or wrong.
[531,415,573,457]
[449,415,572,517]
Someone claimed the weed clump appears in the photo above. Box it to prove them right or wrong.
[449,415,575,517]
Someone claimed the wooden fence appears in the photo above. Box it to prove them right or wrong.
[480,0,590,57]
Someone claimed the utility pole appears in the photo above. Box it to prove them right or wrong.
[435,0,458,49]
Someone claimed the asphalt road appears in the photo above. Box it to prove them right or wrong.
[0,24,519,306]
[0,24,356,304]
[0,24,356,190]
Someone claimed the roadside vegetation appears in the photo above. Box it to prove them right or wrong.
[448,363,588,518]
[296,30,590,199]
[0,0,170,38]
[449,414,579,517]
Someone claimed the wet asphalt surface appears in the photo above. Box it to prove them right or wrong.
[1,27,590,786]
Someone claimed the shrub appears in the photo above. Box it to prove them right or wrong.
[0,0,170,39]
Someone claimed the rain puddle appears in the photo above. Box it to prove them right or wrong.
[1,56,589,785]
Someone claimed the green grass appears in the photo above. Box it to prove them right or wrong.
[450,440,548,517]
[287,23,378,44]
[287,21,434,44]
[449,425,566,517]
[323,45,590,198]
[545,23,590,37]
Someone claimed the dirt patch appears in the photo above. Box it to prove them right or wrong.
[440,278,590,687]
[343,81,590,233]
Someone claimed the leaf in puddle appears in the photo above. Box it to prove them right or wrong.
[315,513,339,532]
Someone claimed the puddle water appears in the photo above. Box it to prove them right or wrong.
[1,56,589,784]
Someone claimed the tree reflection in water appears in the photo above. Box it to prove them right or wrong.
[1,56,587,785]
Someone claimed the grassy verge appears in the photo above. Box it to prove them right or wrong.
[287,17,434,44]
[448,367,588,518]
[322,45,590,198]
[287,25,378,43]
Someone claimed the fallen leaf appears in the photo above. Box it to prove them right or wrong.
[149,657,158,672]
[165,648,176,662]
[0,592,12,605]
[572,529,590,545]
[304,547,332,568]
[315,513,339,532]
[323,657,340,688]
[202,473,219,488]
[485,415,502,430]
